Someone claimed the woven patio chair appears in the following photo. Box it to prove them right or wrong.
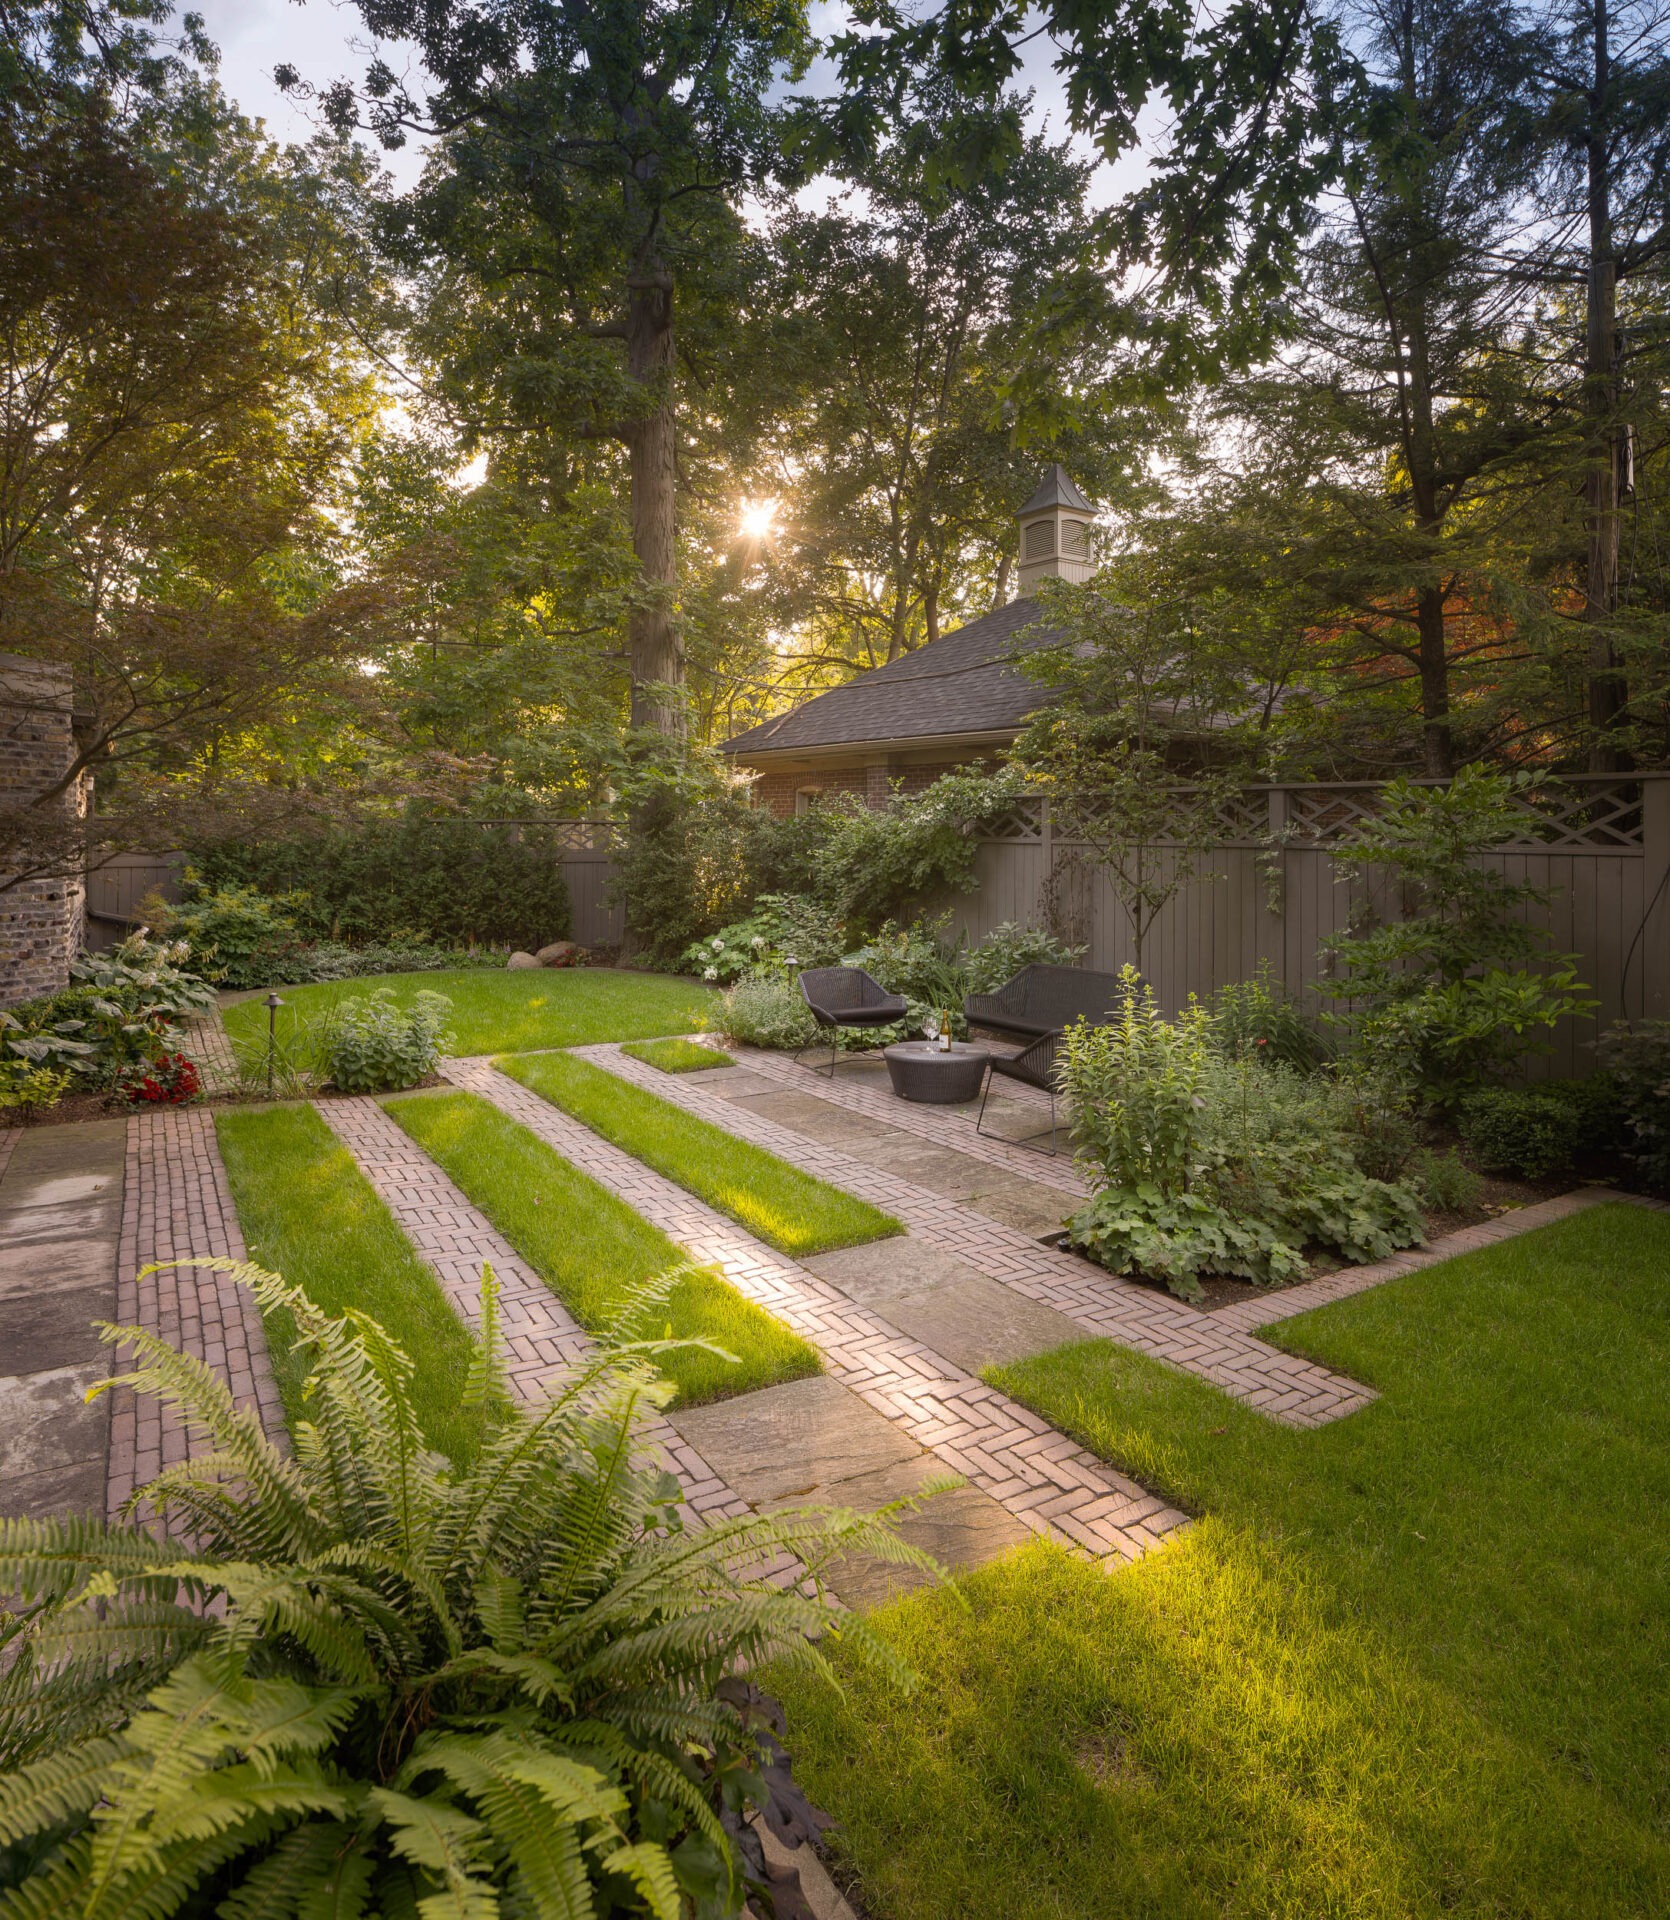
[796,966,908,1077]
[966,964,1141,1154]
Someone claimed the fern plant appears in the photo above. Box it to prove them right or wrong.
[0,1260,930,1919]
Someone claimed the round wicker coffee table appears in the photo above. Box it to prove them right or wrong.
[882,1041,990,1104]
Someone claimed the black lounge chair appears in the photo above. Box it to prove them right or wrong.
[965,963,1140,1154]
[796,966,908,1077]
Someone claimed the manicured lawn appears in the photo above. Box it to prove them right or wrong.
[500,1050,901,1258]
[384,1089,820,1405]
[222,967,711,1067]
[621,1037,735,1073]
[772,1203,1670,1918]
[216,1104,488,1463]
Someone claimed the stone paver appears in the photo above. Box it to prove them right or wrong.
[316,1097,752,1529]
[109,1109,287,1521]
[714,1044,1090,1198]
[445,1058,1189,1562]
[575,1044,1379,1427]
[0,1121,123,1520]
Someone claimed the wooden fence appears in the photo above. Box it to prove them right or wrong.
[76,780,1670,1078]
[933,776,1670,1079]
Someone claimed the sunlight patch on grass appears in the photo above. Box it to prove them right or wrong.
[499,1049,901,1258]
[383,1089,819,1405]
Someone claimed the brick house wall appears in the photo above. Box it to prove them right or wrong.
[746,757,986,819]
[0,655,88,1008]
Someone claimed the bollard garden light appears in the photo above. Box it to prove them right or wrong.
[265,991,284,1099]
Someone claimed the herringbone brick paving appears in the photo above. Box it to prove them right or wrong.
[443,1057,1188,1561]
[317,1096,753,1526]
[109,1109,287,1521]
[572,1043,1381,1426]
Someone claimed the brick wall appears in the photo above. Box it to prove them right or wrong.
[746,758,975,818]
[0,656,87,1008]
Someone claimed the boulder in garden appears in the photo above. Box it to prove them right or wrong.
[536,941,583,968]
[506,951,540,970]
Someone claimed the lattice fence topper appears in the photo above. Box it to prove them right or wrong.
[978,780,1650,852]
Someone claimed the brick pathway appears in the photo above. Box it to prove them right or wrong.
[316,1097,749,1526]
[180,1009,240,1096]
[574,1044,1379,1427]
[444,1058,1188,1561]
[109,1109,287,1521]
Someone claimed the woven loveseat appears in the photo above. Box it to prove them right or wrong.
[964,964,1140,1154]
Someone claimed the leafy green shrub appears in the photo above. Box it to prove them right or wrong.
[70,933,218,1022]
[166,881,314,988]
[323,988,454,1091]
[0,1259,924,1917]
[810,768,1028,935]
[682,894,846,984]
[1330,1068,1421,1182]
[1321,767,1597,1105]
[1059,974,1423,1301]
[1456,1076,1623,1180]
[190,813,573,949]
[718,977,816,1050]
[961,921,1085,996]
[301,940,511,981]
[1208,961,1328,1071]
[1593,1023,1670,1190]
[1409,1147,1482,1211]
[1457,1086,1584,1179]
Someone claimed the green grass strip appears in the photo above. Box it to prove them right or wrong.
[499,1049,902,1259]
[621,1037,735,1073]
[384,1089,819,1406]
[215,1104,487,1464]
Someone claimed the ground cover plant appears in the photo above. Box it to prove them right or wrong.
[0,1260,927,1919]
[622,1037,736,1072]
[773,1203,1670,1918]
[224,968,712,1068]
[385,1089,819,1404]
[501,1051,901,1259]
[217,1103,488,1462]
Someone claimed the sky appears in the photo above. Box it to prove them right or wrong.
[192,0,1154,202]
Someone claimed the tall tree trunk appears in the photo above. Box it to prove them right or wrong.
[1584,0,1626,770]
[991,550,1012,610]
[1415,578,1453,777]
[624,268,683,736]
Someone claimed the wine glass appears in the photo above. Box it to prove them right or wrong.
[921,1010,940,1049]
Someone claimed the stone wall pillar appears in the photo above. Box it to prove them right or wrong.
[0,655,88,1008]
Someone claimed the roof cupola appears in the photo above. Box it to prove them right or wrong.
[1015,465,1095,595]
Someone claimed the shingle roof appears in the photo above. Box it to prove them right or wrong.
[1019,464,1092,514]
[721,596,1063,759]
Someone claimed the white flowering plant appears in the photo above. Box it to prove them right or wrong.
[679,895,845,984]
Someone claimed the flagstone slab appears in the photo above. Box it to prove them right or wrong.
[804,1241,1084,1372]
[670,1374,1031,1605]
[961,1181,1074,1238]
[0,1282,116,1375]
[0,1361,109,1481]
[0,1237,117,1299]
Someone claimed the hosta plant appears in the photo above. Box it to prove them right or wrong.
[0,1260,930,1919]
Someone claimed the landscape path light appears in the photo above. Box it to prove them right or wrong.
[264,992,284,1099]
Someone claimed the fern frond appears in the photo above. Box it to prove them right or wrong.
[0,1736,129,1844]
[460,1265,503,1418]
[216,1819,365,1920]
